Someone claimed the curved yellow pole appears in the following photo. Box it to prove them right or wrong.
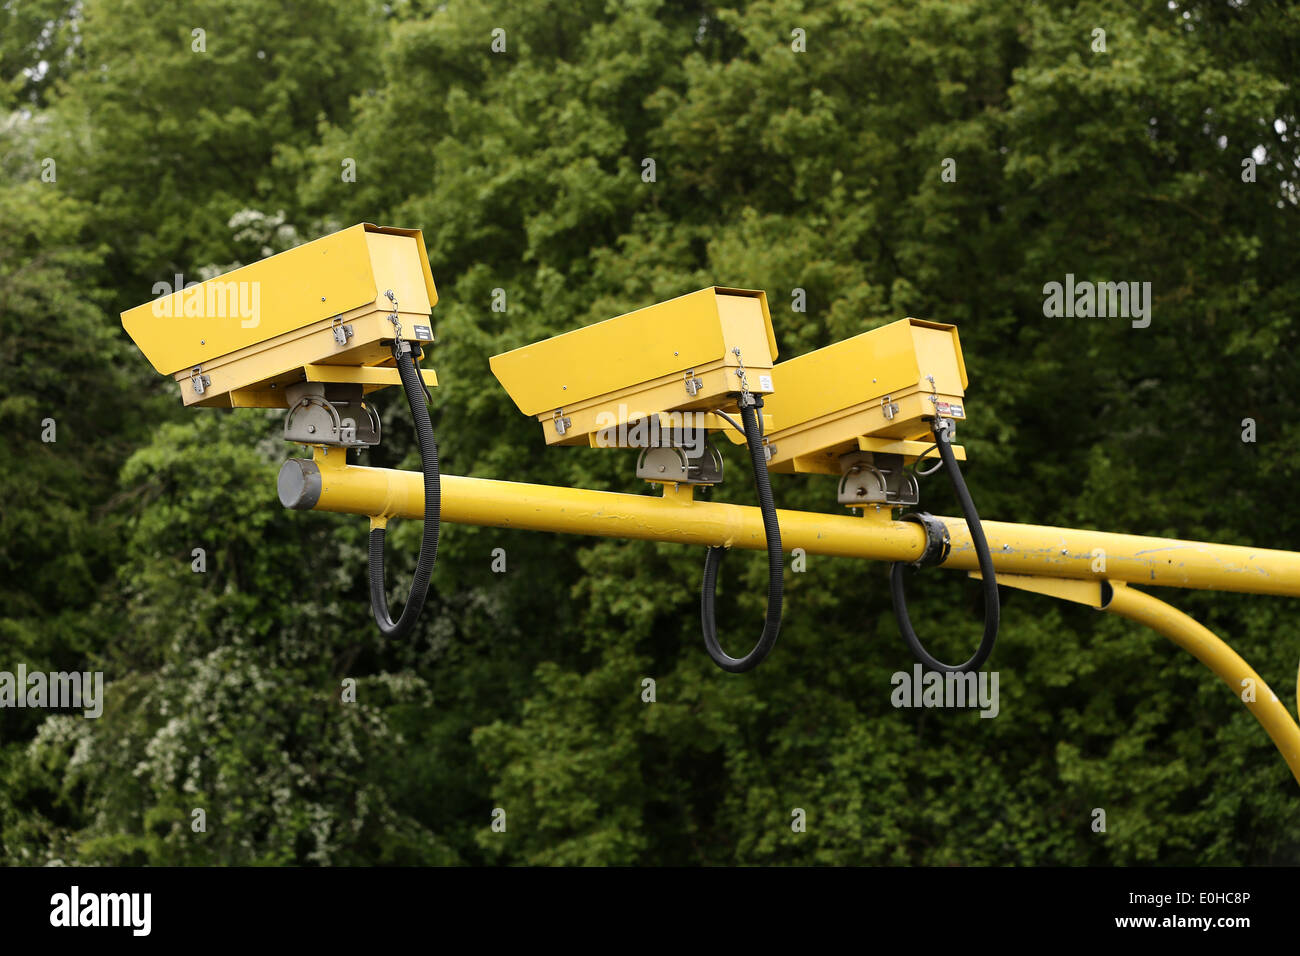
[983,574,1300,788]
[1105,584,1300,787]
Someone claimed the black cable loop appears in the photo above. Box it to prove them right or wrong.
[368,340,441,639]
[890,417,999,673]
[699,396,784,673]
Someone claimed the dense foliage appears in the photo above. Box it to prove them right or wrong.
[2,0,1298,865]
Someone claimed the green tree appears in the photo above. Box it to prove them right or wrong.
[5,0,1299,866]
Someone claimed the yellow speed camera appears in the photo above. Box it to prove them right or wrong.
[489,287,778,450]
[762,318,968,507]
[490,285,787,671]
[120,223,448,641]
[120,223,439,411]
[763,318,967,474]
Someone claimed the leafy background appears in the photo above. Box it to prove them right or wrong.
[2,0,1298,865]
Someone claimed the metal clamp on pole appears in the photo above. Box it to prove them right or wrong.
[890,416,999,673]
[899,511,950,567]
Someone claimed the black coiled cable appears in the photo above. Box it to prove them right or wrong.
[890,417,999,673]
[700,397,784,673]
[368,340,441,639]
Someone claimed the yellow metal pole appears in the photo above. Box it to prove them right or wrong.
[290,449,924,557]
[976,573,1300,788]
[285,452,1300,598]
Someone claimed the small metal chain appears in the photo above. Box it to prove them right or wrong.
[925,373,954,437]
[908,375,950,476]
[732,347,753,406]
[385,289,403,342]
[385,287,434,406]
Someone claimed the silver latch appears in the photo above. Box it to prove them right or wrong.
[190,366,211,396]
[881,394,899,420]
[553,408,572,437]
[684,369,703,396]
[332,315,354,345]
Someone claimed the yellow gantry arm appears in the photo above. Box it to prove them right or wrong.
[283,449,1300,597]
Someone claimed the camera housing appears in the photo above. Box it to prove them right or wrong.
[489,287,778,451]
[120,223,439,411]
[761,318,968,505]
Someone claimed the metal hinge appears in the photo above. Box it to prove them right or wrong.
[190,366,211,396]
[332,315,354,345]
[553,408,572,436]
[684,369,703,396]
